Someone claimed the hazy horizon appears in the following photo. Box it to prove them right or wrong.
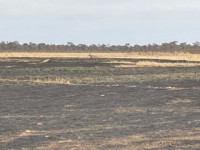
[0,0,200,45]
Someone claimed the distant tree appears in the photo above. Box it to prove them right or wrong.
[77,44,87,51]
[179,42,187,52]
[38,43,46,50]
[0,40,200,53]
[28,42,37,51]
[0,41,7,50]
[193,41,200,46]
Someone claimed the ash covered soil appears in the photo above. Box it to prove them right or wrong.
[0,58,200,150]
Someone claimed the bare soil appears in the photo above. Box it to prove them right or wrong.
[0,58,200,150]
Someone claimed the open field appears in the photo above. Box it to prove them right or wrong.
[1,52,200,61]
[0,56,200,149]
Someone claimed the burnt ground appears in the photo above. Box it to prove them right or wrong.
[0,58,200,150]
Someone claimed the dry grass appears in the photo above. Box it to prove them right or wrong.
[135,61,200,67]
[166,98,192,105]
[114,61,200,68]
[36,139,97,150]
[0,52,200,61]
[35,128,200,150]
[33,77,71,84]
[1,52,200,67]
[0,77,71,85]
[115,100,200,114]
[115,106,147,113]
[1,130,42,143]
[2,123,200,149]
[98,128,200,149]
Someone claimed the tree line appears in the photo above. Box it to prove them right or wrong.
[0,41,200,54]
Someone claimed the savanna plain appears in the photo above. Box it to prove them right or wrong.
[0,53,200,150]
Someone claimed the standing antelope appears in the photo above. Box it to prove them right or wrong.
[88,54,98,60]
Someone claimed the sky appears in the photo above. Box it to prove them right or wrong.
[0,0,200,45]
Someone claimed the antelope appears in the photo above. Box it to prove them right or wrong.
[88,54,98,60]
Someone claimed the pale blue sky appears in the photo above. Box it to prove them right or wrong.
[0,0,200,45]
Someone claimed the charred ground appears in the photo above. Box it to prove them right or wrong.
[0,58,200,149]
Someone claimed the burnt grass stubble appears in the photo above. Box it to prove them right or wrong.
[0,58,200,149]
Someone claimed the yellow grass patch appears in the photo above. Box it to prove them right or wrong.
[33,77,71,84]
[1,130,42,143]
[36,139,97,150]
[103,135,148,145]
[114,102,199,114]
[114,61,200,67]
[166,98,192,105]
[115,106,146,113]
[0,77,71,85]
[35,129,200,149]
[165,86,184,90]
[100,128,200,149]
[135,61,200,67]
[0,52,200,61]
